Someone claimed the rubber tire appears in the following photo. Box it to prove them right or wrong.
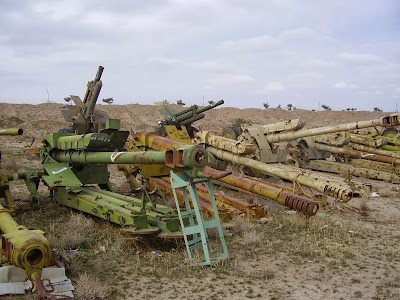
[381,127,399,137]
[221,127,239,140]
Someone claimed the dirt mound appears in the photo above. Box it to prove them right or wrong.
[0,116,25,128]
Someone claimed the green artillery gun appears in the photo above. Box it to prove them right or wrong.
[157,100,224,139]
[20,124,209,238]
[20,66,229,265]
[59,65,109,134]
[0,128,23,211]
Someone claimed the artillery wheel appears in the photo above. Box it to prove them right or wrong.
[221,127,239,140]
[381,127,399,138]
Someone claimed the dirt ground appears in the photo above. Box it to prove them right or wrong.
[0,102,399,300]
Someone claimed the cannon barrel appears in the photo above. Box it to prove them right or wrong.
[83,65,104,120]
[129,132,320,213]
[0,128,23,136]
[196,99,224,114]
[206,146,353,202]
[0,203,54,276]
[51,145,208,176]
[264,113,400,143]
[164,100,224,125]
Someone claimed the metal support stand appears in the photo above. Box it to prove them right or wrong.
[170,171,229,266]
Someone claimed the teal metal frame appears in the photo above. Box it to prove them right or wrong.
[170,171,229,266]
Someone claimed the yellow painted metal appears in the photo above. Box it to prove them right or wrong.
[195,130,257,155]
[164,125,192,144]
[0,204,54,277]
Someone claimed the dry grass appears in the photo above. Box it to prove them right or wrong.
[74,273,110,300]
[48,213,95,250]
[1,157,19,173]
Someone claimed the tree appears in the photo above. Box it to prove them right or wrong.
[263,102,269,109]
[176,99,185,106]
[102,97,114,105]
[64,96,72,103]
[286,103,293,111]
[321,104,331,111]
[373,107,383,112]
[277,104,282,109]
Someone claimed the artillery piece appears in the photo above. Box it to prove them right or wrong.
[157,100,224,140]
[221,114,400,164]
[0,128,23,210]
[59,66,109,134]
[20,66,229,266]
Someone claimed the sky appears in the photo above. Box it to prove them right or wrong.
[0,0,399,111]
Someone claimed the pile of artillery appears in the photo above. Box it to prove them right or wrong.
[0,65,399,298]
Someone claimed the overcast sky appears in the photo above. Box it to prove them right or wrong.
[0,0,399,111]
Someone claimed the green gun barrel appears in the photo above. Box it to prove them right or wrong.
[0,203,54,276]
[51,145,208,178]
[0,128,23,136]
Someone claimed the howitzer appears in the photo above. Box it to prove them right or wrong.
[59,66,109,134]
[21,127,209,239]
[222,113,400,163]
[157,100,224,139]
[23,65,229,265]
[122,132,319,215]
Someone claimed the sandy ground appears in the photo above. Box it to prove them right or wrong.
[0,103,399,300]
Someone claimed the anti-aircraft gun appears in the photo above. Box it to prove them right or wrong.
[157,100,224,139]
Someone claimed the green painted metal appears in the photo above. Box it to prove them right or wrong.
[52,149,167,165]
[159,100,224,127]
[0,128,23,136]
[55,188,161,235]
[18,171,42,203]
[60,66,108,134]
[0,173,14,212]
[170,171,229,266]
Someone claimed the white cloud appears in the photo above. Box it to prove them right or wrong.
[280,27,334,42]
[288,72,324,88]
[338,52,383,64]
[211,74,254,85]
[333,82,359,89]
[148,56,183,67]
[148,57,236,74]
[218,35,282,53]
[259,81,285,93]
